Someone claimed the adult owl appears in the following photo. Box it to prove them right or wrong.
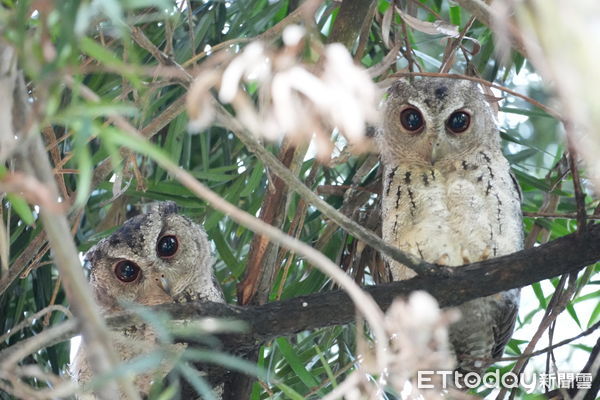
[71,201,224,398]
[377,77,522,374]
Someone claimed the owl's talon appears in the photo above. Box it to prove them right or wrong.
[436,253,450,266]
[461,248,471,264]
[480,246,491,261]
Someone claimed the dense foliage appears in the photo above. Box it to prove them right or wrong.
[0,0,598,399]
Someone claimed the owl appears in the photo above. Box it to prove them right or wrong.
[71,201,224,398]
[377,77,522,374]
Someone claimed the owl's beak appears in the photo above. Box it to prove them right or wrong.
[139,274,173,305]
[429,136,442,165]
[430,136,447,165]
[430,144,439,165]
[158,276,172,296]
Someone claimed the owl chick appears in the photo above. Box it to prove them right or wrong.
[377,77,522,374]
[71,201,224,397]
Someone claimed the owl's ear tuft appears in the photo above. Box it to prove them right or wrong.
[387,78,411,97]
[483,93,504,104]
[158,201,179,215]
[84,248,99,267]
[146,201,179,215]
[83,247,101,278]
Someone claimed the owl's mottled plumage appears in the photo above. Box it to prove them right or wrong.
[71,202,224,397]
[378,77,522,371]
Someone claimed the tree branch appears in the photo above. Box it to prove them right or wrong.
[328,0,376,48]
[10,223,600,359]
[171,223,600,350]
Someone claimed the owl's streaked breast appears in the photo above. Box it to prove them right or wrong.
[382,148,523,280]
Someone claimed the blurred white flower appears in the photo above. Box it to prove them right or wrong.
[186,25,379,159]
[282,24,305,46]
[218,41,267,103]
[385,291,459,399]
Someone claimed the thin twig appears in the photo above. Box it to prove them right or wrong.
[0,305,72,344]
[130,27,192,83]
[19,137,139,400]
[566,131,587,233]
[0,231,46,296]
[524,156,568,249]
[523,211,600,220]
[439,17,476,74]
[573,338,600,400]
[407,0,443,19]
[498,273,579,400]
[400,21,415,72]
[453,0,529,57]
[491,319,600,363]
[0,319,78,367]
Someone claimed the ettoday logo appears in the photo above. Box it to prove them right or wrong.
[417,370,592,392]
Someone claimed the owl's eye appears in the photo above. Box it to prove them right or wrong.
[400,107,424,133]
[114,260,140,283]
[157,235,178,258]
[446,111,471,133]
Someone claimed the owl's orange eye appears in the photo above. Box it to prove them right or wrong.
[157,235,178,258]
[115,260,140,283]
[400,107,424,133]
[446,111,470,133]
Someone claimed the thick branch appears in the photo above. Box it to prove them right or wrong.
[17,223,599,357]
[328,0,376,48]
[158,223,600,350]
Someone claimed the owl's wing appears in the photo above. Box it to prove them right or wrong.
[491,289,520,359]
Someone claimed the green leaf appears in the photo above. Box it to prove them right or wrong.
[240,161,265,197]
[574,289,600,304]
[276,337,319,390]
[101,127,172,165]
[182,349,268,381]
[566,303,581,328]
[500,106,553,119]
[274,382,305,400]
[80,36,126,67]
[6,193,34,225]
[73,118,93,207]
[210,228,243,277]
[531,282,548,309]
[190,170,238,183]
[449,6,461,26]
[55,102,138,121]
[513,52,525,75]
[315,343,337,387]
[177,362,218,400]
[512,169,552,192]
[506,148,537,164]
[79,36,141,86]
[587,300,600,328]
